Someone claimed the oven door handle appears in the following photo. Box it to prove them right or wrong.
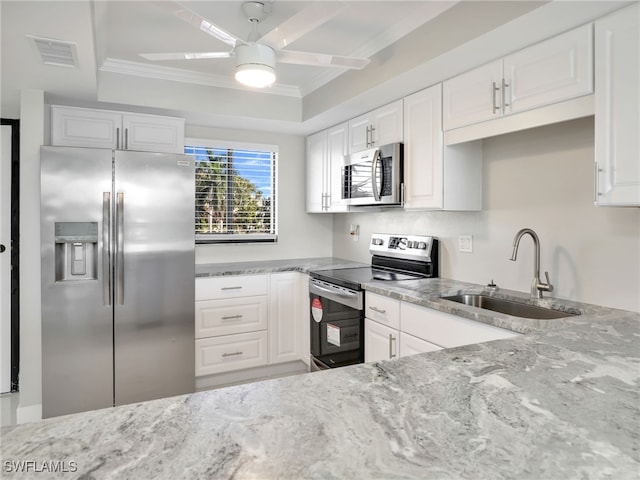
[311,283,359,298]
[371,148,382,202]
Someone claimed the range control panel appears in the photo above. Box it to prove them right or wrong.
[369,233,435,260]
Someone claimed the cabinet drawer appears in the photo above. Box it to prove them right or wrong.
[399,332,443,358]
[365,292,400,329]
[401,302,519,348]
[195,296,268,338]
[195,331,268,376]
[196,275,268,300]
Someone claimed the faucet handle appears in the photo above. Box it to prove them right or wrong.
[541,271,554,293]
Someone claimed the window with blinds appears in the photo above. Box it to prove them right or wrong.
[185,139,277,243]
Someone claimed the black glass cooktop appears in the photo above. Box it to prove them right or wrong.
[310,266,424,291]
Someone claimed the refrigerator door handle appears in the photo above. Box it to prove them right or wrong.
[116,192,125,305]
[102,192,112,305]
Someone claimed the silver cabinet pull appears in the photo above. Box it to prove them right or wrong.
[369,125,376,146]
[594,162,603,201]
[102,192,111,306]
[222,351,243,357]
[369,306,386,314]
[221,315,243,321]
[365,125,371,147]
[221,286,242,291]
[502,78,510,111]
[492,81,501,114]
[116,128,120,150]
[388,333,396,359]
[124,128,129,150]
[116,192,125,305]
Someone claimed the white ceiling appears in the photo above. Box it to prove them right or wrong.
[0,1,628,134]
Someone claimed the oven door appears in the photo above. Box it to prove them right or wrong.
[309,279,364,369]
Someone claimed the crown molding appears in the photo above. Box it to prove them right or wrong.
[99,58,301,98]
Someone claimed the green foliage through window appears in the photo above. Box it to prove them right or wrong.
[185,143,277,243]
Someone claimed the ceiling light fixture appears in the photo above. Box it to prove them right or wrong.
[234,43,276,88]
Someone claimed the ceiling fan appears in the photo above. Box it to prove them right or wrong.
[140,1,371,88]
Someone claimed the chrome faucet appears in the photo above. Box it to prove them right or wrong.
[510,228,553,299]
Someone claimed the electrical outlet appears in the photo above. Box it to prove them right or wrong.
[458,235,473,253]
[349,224,359,242]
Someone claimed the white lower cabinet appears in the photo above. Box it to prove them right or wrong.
[269,272,302,364]
[195,331,268,376]
[195,272,308,379]
[364,291,519,362]
[399,332,442,357]
[401,301,519,348]
[365,318,398,362]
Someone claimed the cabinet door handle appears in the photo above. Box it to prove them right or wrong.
[116,127,120,149]
[502,78,510,111]
[369,126,376,146]
[124,128,129,150]
[389,333,396,359]
[594,162,602,202]
[365,125,370,147]
[221,315,243,321]
[221,286,242,291]
[369,306,386,314]
[222,351,243,357]
[492,82,500,114]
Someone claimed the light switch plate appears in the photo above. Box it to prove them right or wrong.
[458,235,473,253]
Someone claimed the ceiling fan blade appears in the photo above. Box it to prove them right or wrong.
[139,52,233,61]
[160,1,243,48]
[259,3,346,50]
[276,50,370,69]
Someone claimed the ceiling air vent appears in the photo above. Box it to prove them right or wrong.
[27,35,78,68]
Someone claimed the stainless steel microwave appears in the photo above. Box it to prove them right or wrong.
[342,142,403,206]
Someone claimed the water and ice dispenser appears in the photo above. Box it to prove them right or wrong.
[54,222,99,281]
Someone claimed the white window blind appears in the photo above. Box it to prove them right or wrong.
[185,140,277,243]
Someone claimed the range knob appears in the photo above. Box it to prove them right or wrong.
[417,242,427,249]
[371,237,384,246]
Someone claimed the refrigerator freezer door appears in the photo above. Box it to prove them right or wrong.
[41,146,114,418]
[113,151,195,406]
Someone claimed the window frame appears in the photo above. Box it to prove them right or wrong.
[186,137,278,244]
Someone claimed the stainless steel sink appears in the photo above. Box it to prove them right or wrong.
[442,294,579,320]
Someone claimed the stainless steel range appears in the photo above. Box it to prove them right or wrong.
[309,233,438,371]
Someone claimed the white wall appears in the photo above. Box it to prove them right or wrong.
[333,117,640,313]
[186,125,333,264]
[17,89,44,422]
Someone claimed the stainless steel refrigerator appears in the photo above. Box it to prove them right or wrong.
[40,146,195,418]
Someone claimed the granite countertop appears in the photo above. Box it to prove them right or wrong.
[195,257,367,277]
[2,259,639,479]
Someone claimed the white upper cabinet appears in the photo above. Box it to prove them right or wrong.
[121,114,185,153]
[305,123,349,213]
[594,4,640,206]
[305,129,327,213]
[505,25,593,114]
[404,84,482,210]
[443,61,503,131]
[326,123,349,212]
[51,105,185,153]
[443,24,593,131]
[348,100,403,153]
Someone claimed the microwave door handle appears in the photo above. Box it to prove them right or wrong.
[371,149,381,202]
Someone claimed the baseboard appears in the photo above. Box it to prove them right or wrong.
[196,360,308,391]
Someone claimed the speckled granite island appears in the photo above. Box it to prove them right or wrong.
[2,258,639,479]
